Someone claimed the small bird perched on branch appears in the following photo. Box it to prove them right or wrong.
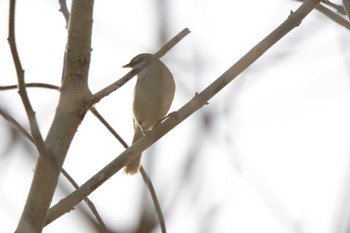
[122,53,175,175]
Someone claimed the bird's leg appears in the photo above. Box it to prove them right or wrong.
[134,120,147,135]
[152,111,179,129]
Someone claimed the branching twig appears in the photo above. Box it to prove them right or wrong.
[8,0,47,157]
[90,107,166,233]
[0,107,33,142]
[0,82,60,91]
[316,3,350,29]
[139,167,166,233]
[0,106,110,232]
[1,83,162,231]
[59,0,70,26]
[45,0,323,224]
[323,0,346,15]
[88,28,190,105]
[60,170,110,232]
[293,0,350,29]
[15,0,95,231]
[90,107,128,148]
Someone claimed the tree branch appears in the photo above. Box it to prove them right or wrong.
[45,0,322,224]
[0,106,109,231]
[89,107,166,233]
[0,82,60,91]
[0,107,33,143]
[15,0,94,232]
[58,0,70,26]
[293,0,350,29]
[8,0,47,162]
[139,167,166,233]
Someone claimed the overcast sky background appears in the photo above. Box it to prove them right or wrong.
[1,0,350,232]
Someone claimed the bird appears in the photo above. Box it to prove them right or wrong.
[122,53,175,175]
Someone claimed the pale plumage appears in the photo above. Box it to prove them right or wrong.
[123,54,175,174]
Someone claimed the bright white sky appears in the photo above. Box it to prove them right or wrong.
[1,0,350,233]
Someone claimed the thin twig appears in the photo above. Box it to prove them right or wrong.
[90,107,166,233]
[90,107,129,148]
[59,0,70,26]
[0,83,164,231]
[0,107,33,143]
[8,0,47,157]
[1,82,163,231]
[0,82,60,91]
[139,167,166,233]
[60,170,110,232]
[154,28,191,59]
[88,28,190,105]
[316,3,350,29]
[0,106,110,232]
[46,0,323,224]
[293,0,350,29]
[323,0,346,15]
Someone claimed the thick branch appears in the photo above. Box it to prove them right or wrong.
[15,0,94,232]
[45,0,322,224]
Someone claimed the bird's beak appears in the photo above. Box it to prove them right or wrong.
[122,62,133,68]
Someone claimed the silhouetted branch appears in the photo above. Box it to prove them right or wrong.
[0,82,164,231]
[8,0,47,158]
[293,0,350,29]
[0,83,60,91]
[15,0,95,231]
[90,107,166,233]
[0,106,109,232]
[59,0,70,26]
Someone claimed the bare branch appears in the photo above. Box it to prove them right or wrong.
[90,107,129,148]
[0,83,60,91]
[0,108,109,232]
[60,170,111,232]
[7,0,47,159]
[0,107,33,143]
[0,106,109,231]
[154,28,191,58]
[343,0,350,22]
[140,167,166,233]
[88,28,190,105]
[45,0,322,224]
[15,0,94,231]
[1,82,164,230]
[59,0,70,26]
[293,0,350,29]
[323,0,347,15]
[316,2,350,29]
[89,107,166,233]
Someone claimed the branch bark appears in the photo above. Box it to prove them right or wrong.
[15,0,94,232]
[45,0,323,224]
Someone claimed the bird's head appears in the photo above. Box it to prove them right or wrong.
[122,53,154,69]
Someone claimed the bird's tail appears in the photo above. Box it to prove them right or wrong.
[124,124,143,175]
